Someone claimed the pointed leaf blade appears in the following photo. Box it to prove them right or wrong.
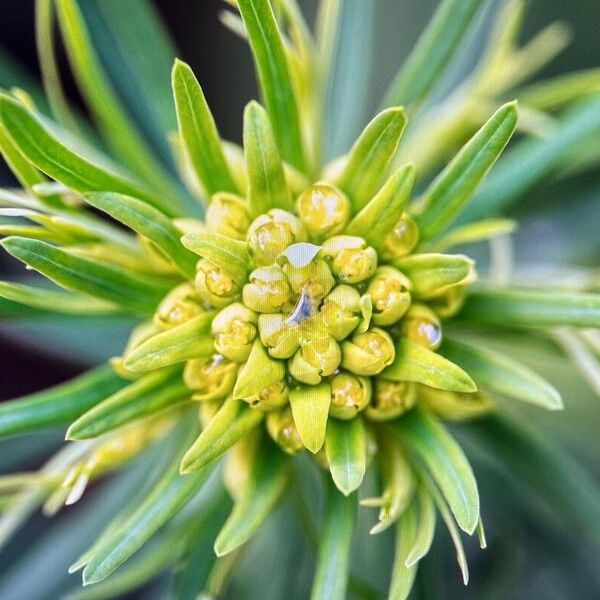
[288,383,330,454]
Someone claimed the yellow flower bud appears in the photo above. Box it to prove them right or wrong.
[195,258,240,308]
[296,183,350,241]
[282,258,335,299]
[245,379,289,411]
[205,192,250,240]
[341,327,395,376]
[289,336,341,384]
[211,302,258,362]
[154,282,204,329]
[183,354,237,402]
[367,266,412,326]
[366,379,416,421]
[319,285,362,340]
[382,214,419,259]
[320,235,377,284]
[242,265,292,313]
[329,371,372,420]
[400,303,442,350]
[258,313,300,359]
[266,407,304,454]
[247,209,307,266]
[428,285,466,319]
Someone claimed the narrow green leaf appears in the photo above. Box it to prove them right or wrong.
[390,408,479,534]
[415,102,517,240]
[325,417,367,496]
[288,383,330,453]
[382,339,476,393]
[84,192,197,278]
[172,59,238,196]
[424,218,516,252]
[123,312,215,372]
[181,231,250,287]
[335,108,407,213]
[388,500,418,600]
[345,164,415,252]
[0,365,125,440]
[441,337,563,410]
[460,287,600,328]
[214,437,288,556]
[310,479,356,600]
[405,484,436,567]
[1,236,175,316]
[233,340,285,400]
[382,0,482,109]
[237,0,306,171]
[67,368,190,440]
[180,397,264,473]
[243,100,293,216]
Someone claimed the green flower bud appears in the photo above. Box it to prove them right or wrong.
[211,302,258,362]
[329,371,372,420]
[320,235,377,284]
[242,265,292,313]
[205,192,250,240]
[289,336,341,384]
[366,379,416,421]
[400,303,442,350]
[266,407,304,454]
[296,183,350,241]
[341,327,395,376]
[154,282,204,329]
[382,214,419,259]
[319,285,362,340]
[428,285,466,319]
[244,380,289,411]
[247,209,307,266]
[184,354,237,402]
[282,258,335,299]
[367,266,412,326]
[195,258,240,308]
[258,313,300,358]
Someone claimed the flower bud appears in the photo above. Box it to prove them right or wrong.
[258,313,300,359]
[245,380,289,411]
[329,372,372,420]
[266,407,304,454]
[319,285,362,340]
[382,214,419,259]
[341,327,395,376]
[366,380,416,421]
[242,265,292,313]
[289,336,341,384]
[247,209,307,266]
[183,354,237,402]
[296,183,350,241]
[400,303,442,350]
[282,258,335,299]
[154,282,204,329]
[211,302,258,362]
[195,258,240,308]
[428,285,466,319]
[320,235,377,284]
[367,266,412,326]
[206,192,250,240]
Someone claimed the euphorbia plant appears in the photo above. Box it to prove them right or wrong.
[0,0,599,598]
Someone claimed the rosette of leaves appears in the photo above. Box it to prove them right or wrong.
[0,1,599,599]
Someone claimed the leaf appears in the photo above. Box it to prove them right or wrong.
[172,59,238,196]
[232,340,285,400]
[460,287,600,328]
[335,108,407,213]
[390,408,479,534]
[288,383,330,453]
[310,478,356,600]
[0,365,126,438]
[243,100,293,216]
[0,280,119,315]
[393,253,474,299]
[214,437,288,556]
[0,95,177,216]
[180,397,264,473]
[424,218,516,252]
[237,0,305,171]
[441,336,563,410]
[325,417,367,496]
[181,231,250,286]
[405,484,436,567]
[388,500,418,600]
[415,102,517,240]
[345,164,415,252]
[84,192,197,278]
[1,236,175,316]
[381,0,482,109]
[124,312,215,372]
[382,339,476,393]
[67,368,190,440]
